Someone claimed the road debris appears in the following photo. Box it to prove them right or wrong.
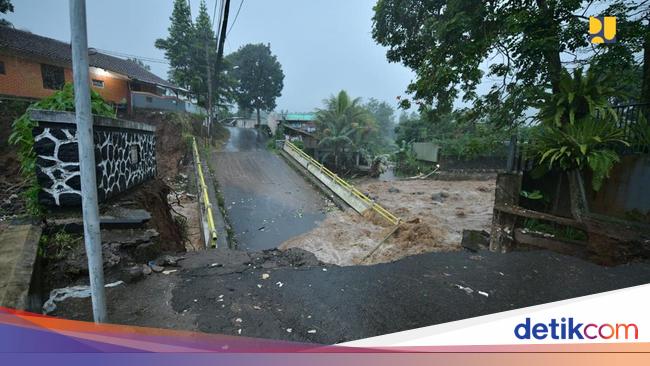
[262,273,270,280]
[454,284,474,295]
[162,269,178,275]
[42,281,124,314]
[149,262,164,273]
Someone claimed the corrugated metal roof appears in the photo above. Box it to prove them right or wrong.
[284,113,315,121]
[0,26,180,90]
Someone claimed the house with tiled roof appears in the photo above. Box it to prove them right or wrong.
[0,26,204,114]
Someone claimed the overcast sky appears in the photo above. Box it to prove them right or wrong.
[5,0,415,113]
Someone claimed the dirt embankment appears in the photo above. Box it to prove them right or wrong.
[127,110,202,179]
[281,179,496,266]
[0,100,31,217]
[126,111,208,252]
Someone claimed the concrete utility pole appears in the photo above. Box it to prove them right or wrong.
[205,39,213,143]
[69,0,107,323]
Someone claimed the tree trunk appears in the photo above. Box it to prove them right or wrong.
[256,107,261,127]
[535,0,563,94]
[334,148,339,168]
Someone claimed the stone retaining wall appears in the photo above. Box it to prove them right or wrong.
[30,109,156,206]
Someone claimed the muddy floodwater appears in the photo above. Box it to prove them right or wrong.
[281,179,496,265]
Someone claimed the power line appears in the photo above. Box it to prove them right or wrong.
[215,0,225,39]
[226,0,244,36]
[211,0,219,29]
[94,48,169,65]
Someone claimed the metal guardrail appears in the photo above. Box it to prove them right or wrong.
[284,140,401,226]
[192,138,218,247]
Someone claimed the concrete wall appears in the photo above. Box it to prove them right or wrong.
[589,154,650,219]
[30,110,157,206]
[283,142,370,214]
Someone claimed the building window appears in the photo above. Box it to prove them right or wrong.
[145,96,153,103]
[92,79,104,88]
[0,61,5,75]
[41,64,65,90]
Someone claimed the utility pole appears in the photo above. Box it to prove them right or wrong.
[205,38,213,144]
[215,0,231,64]
[69,0,107,323]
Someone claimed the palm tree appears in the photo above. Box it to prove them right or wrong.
[316,90,375,169]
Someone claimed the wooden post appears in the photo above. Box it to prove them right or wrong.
[489,172,522,253]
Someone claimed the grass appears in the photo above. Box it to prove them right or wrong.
[39,229,82,260]
[523,218,588,242]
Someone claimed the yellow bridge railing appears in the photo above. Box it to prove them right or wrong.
[192,138,218,247]
[284,140,401,226]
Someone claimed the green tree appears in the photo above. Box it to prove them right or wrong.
[372,0,648,125]
[127,58,151,71]
[365,98,395,142]
[316,90,377,169]
[226,43,285,125]
[0,0,14,26]
[155,0,194,89]
[191,0,218,109]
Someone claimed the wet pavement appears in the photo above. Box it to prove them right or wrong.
[208,127,327,250]
[52,248,650,344]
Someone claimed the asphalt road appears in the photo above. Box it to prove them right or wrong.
[52,248,650,344]
[209,127,327,250]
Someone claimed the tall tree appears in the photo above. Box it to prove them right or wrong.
[365,98,395,141]
[155,0,194,89]
[0,0,14,26]
[372,0,647,126]
[191,0,217,109]
[226,43,285,125]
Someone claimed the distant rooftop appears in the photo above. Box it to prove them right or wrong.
[0,26,180,90]
[284,113,315,121]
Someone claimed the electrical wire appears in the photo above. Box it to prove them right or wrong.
[211,0,219,29]
[94,48,169,65]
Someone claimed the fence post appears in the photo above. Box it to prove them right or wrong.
[506,134,518,172]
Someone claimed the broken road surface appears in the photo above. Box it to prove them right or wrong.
[51,248,650,344]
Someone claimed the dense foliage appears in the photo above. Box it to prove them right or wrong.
[372,0,649,124]
[9,84,115,215]
[156,0,234,111]
[526,68,630,191]
[315,91,380,169]
[395,110,512,160]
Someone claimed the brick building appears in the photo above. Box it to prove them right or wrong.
[0,26,202,114]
